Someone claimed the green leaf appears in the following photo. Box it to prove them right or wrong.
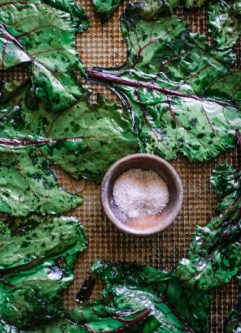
[0,215,87,271]
[92,260,211,332]
[0,81,138,184]
[208,0,241,50]
[88,12,241,161]
[224,288,241,332]
[92,0,122,21]
[0,215,87,328]
[205,72,241,108]
[177,163,241,291]
[42,0,89,32]
[124,0,179,20]
[0,147,82,217]
[0,0,89,111]
[185,0,208,7]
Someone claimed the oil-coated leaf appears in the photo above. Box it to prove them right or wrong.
[124,0,179,20]
[92,0,122,21]
[0,146,82,217]
[0,0,89,111]
[208,0,241,50]
[0,80,138,183]
[0,215,87,271]
[88,11,241,161]
[185,0,208,7]
[92,260,211,332]
[177,163,241,291]
[0,215,87,328]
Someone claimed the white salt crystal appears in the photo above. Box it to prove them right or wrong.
[113,168,169,219]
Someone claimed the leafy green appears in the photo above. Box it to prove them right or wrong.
[0,215,87,271]
[124,0,179,20]
[205,72,241,108]
[185,0,208,7]
[0,0,89,111]
[92,0,122,21]
[92,260,211,332]
[177,163,241,291]
[88,11,241,161]
[0,80,138,184]
[208,0,241,50]
[224,276,241,333]
[0,146,82,217]
[0,215,87,328]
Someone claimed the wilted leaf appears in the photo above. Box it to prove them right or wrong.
[88,11,241,161]
[177,163,241,290]
[0,0,89,111]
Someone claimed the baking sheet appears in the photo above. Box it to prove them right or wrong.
[2,1,241,331]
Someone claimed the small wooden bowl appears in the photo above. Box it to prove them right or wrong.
[101,154,183,235]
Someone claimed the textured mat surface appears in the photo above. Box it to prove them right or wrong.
[1,1,241,331]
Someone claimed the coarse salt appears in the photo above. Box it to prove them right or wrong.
[113,168,169,219]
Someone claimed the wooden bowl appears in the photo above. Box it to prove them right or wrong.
[101,154,183,235]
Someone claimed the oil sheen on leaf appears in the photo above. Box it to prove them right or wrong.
[124,0,179,20]
[0,80,138,184]
[0,146,82,216]
[91,260,211,332]
[0,215,87,328]
[92,0,122,21]
[208,0,241,50]
[0,0,89,111]
[185,0,208,7]
[177,163,241,290]
[88,11,241,161]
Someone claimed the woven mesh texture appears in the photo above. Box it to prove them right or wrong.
[1,1,241,331]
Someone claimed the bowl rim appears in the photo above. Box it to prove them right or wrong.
[101,153,183,235]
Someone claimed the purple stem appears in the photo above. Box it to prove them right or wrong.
[87,69,235,108]
[0,136,96,147]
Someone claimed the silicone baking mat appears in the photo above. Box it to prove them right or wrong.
[2,1,241,331]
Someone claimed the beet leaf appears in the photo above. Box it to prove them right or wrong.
[0,215,87,328]
[177,163,241,290]
[208,0,241,50]
[0,0,89,111]
[88,9,241,161]
[0,80,138,215]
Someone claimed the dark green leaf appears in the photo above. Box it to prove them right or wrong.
[208,0,241,50]
[42,0,89,32]
[205,72,241,108]
[185,0,208,8]
[125,0,179,20]
[0,215,87,271]
[177,164,241,290]
[0,147,82,216]
[0,81,138,183]
[88,12,240,161]
[0,0,89,111]
[0,215,87,328]
[92,0,122,21]
[92,260,211,332]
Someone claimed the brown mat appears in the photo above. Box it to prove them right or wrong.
[2,1,241,331]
